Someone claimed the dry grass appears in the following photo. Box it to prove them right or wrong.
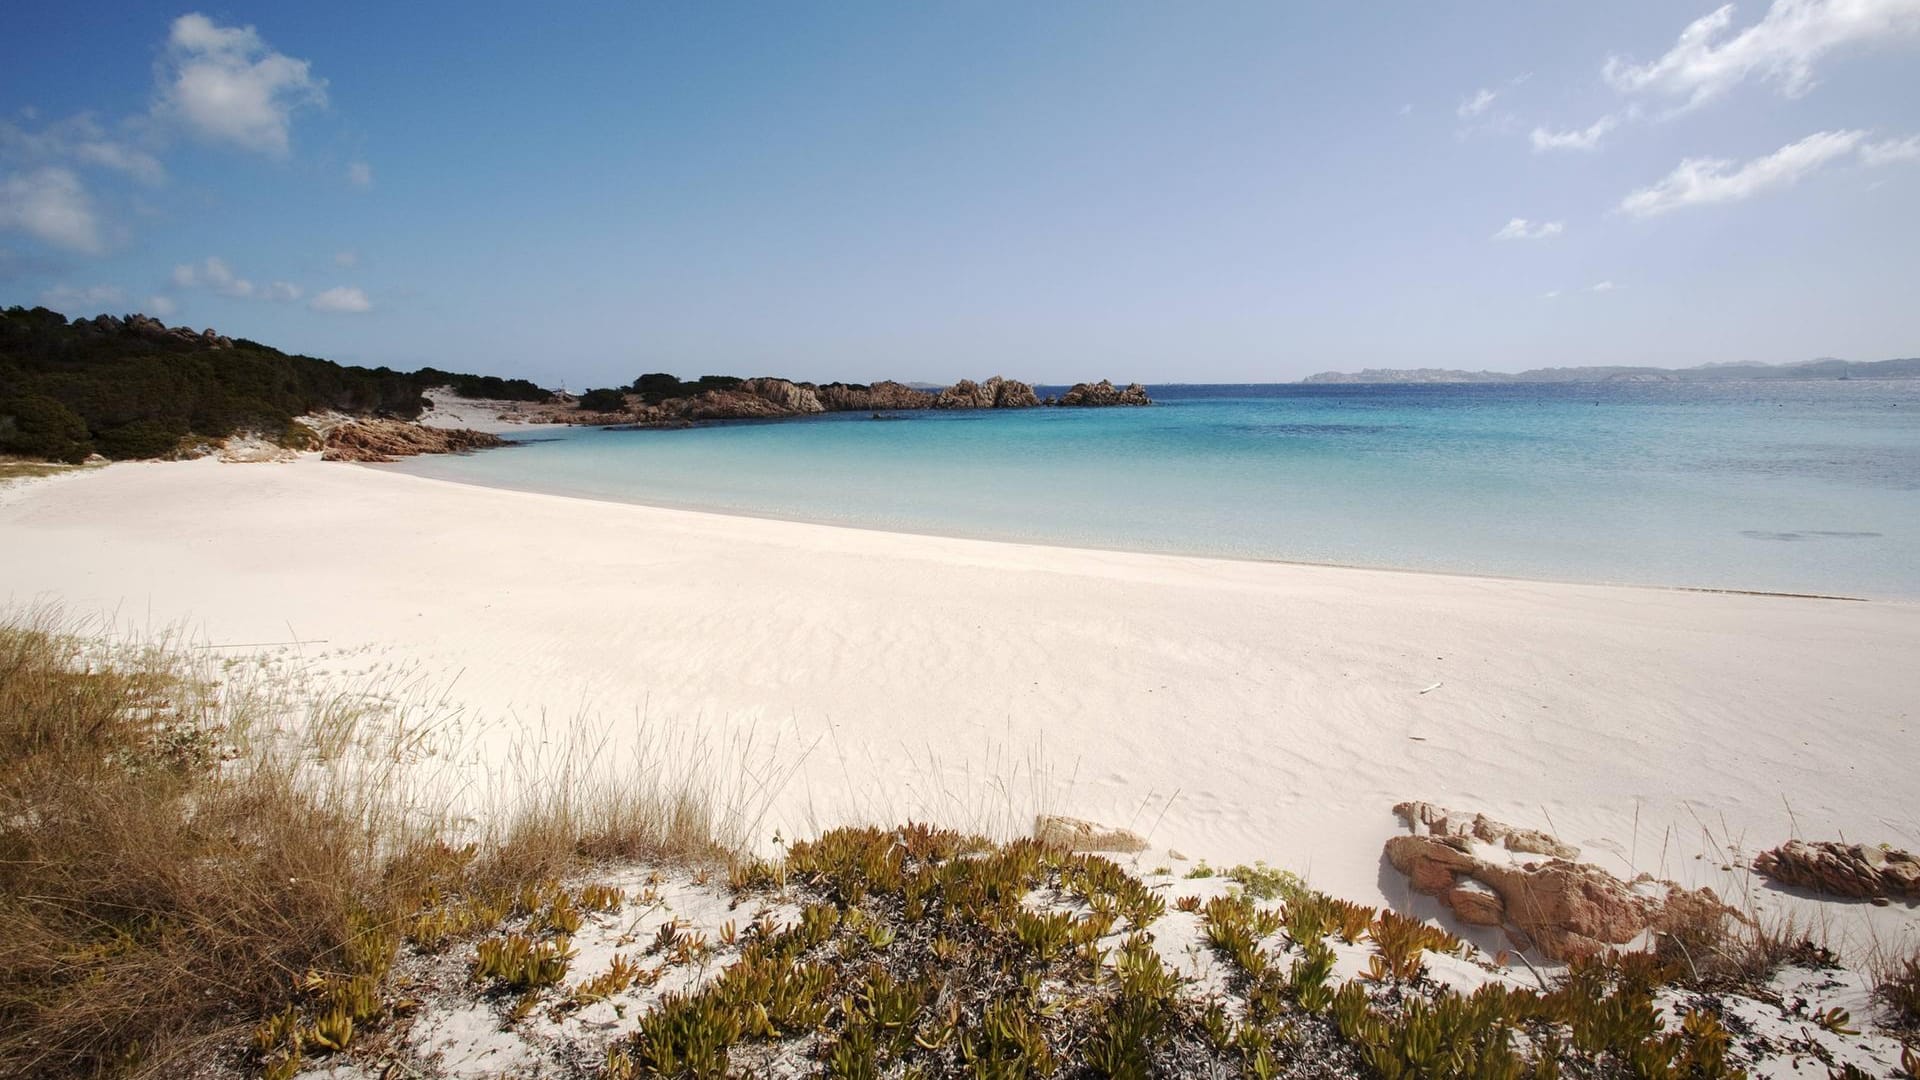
[0,606,742,1079]
[1872,948,1920,1032]
[1654,902,1838,992]
[0,456,97,483]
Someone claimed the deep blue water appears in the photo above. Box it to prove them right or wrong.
[389,381,1920,597]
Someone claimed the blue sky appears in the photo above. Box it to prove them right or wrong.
[2,2,1917,385]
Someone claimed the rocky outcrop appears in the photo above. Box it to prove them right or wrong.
[935,376,1039,410]
[321,419,508,462]
[1056,380,1151,407]
[527,372,1148,428]
[71,312,234,350]
[733,378,826,414]
[1383,802,1732,960]
[1394,801,1581,860]
[1033,815,1149,854]
[1753,840,1920,901]
[815,381,936,411]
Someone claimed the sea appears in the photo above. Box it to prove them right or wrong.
[387,381,1920,599]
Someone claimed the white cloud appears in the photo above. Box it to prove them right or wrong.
[346,161,373,188]
[1458,88,1498,117]
[154,13,328,157]
[1530,114,1619,152]
[0,115,166,185]
[1861,133,1920,164]
[1493,217,1565,241]
[1604,0,1920,106]
[201,255,252,297]
[147,294,178,317]
[1399,103,1414,116]
[1543,290,1562,299]
[171,257,314,303]
[334,249,359,267]
[1619,129,1867,215]
[0,167,103,253]
[309,285,370,313]
[1590,280,1618,292]
[37,283,126,311]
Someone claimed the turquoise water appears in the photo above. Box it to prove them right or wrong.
[389,382,1920,597]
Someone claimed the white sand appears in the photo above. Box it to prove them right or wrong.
[2,457,1916,957]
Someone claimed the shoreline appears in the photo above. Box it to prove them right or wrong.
[382,455,1897,605]
[3,456,1918,962]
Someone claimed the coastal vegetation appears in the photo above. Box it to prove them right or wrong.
[2,607,1914,1078]
[0,306,551,463]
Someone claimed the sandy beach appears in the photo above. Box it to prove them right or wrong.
[2,456,1917,957]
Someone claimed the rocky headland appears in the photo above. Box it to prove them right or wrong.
[523,375,1153,429]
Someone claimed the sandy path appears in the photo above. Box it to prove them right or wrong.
[2,458,1916,955]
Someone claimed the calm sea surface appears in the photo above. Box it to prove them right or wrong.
[387,382,1920,598]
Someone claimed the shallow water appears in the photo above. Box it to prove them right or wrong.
[389,381,1920,597]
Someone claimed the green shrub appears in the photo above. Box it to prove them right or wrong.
[0,394,92,462]
[576,387,629,412]
[93,418,189,460]
[0,306,550,462]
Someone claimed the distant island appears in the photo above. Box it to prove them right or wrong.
[1301,357,1920,384]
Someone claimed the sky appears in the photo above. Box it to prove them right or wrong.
[2,2,1918,387]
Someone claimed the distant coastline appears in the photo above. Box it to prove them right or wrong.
[1300,356,1920,384]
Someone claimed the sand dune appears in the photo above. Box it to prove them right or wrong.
[2,457,1916,958]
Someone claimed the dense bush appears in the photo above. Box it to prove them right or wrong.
[0,394,91,462]
[632,372,742,404]
[576,387,630,411]
[414,368,553,402]
[0,306,555,461]
[94,418,190,460]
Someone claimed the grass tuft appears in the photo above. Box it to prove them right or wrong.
[0,606,735,1079]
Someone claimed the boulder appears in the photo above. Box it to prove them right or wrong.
[815,381,935,411]
[1393,801,1580,859]
[1752,840,1920,901]
[1383,802,1730,960]
[1055,380,1152,407]
[321,419,508,462]
[1033,815,1149,854]
[735,378,825,414]
[934,376,1039,410]
[1448,879,1506,926]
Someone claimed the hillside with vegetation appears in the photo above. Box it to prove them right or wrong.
[0,307,551,462]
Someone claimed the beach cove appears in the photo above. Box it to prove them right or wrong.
[3,454,1915,959]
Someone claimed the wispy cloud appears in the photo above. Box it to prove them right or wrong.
[0,115,165,185]
[310,285,371,313]
[334,249,359,268]
[37,282,126,311]
[346,160,373,188]
[0,167,103,253]
[1860,133,1920,165]
[1530,114,1619,153]
[1590,280,1618,293]
[154,13,328,157]
[1604,0,1920,107]
[146,294,178,317]
[170,255,303,301]
[1493,217,1565,241]
[1617,129,1918,216]
[1457,88,1498,118]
